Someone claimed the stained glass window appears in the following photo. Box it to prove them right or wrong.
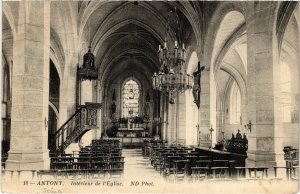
[122,79,140,117]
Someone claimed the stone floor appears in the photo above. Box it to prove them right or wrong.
[122,148,165,181]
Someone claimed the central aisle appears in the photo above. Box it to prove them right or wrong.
[122,149,165,181]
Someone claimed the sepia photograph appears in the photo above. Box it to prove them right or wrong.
[1,0,299,193]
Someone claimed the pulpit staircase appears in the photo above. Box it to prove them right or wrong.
[53,103,101,156]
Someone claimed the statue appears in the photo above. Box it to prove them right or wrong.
[236,129,242,139]
[83,46,95,69]
[193,62,205,108]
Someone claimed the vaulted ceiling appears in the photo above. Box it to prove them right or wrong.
[78,1,198,85]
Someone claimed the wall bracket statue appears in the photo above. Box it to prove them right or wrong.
[193,62,205,109]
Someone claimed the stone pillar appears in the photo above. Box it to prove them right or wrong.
[6,1,51,170]
[185,90,198,146]
[246,2,284,167]
[102,83,109,137]
[80,80,96,145]
[199,71,211,147]
[96,82,102,139]
[216,97,223,142]
[288,56,299,124]
[59,52,77,126]
[177,92,187,145]
[80,80,93,104]
[159,94,165,140]
[167,97,175,144]
[241,99,248,130]
[166,98,171,143]
[162,95,168,141]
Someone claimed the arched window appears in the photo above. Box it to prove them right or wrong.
[230,81,241,124]
[122,79,140,117]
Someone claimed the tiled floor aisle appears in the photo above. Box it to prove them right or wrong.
[122,148,165,181]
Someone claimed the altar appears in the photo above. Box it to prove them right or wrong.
[117,128,149,138]
[116,116,150,138]
[109,137,152,148]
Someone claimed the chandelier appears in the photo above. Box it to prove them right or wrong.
[152,7,193,104]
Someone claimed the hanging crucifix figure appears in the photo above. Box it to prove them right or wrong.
[193,62,205,109]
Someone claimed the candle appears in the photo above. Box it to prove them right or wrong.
[182,43,185,50]
[158,44,161,51]
[164,41,167,49]
[174,41,178,48]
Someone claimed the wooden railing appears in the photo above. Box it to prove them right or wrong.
[54,103,101,156]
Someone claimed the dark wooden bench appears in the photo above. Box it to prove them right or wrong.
[235,167,268,179]
[174,159,189,177]
[191,167,210,179]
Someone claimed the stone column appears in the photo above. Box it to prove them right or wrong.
[199,71,212,147]
[96,82,102,139]
[159,94,165,140]
[59,53,77,126]
[216,98,223,142]
[80,79,94,145]
[162,95,169,141]
[167,97,175,144]
[288,56,299,124]
[246,2,284,167]
[80,80,93,104]
[6,1,51,170]
[184,89,199,146]
[177,92,187,145]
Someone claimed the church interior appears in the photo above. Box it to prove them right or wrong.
[1,1,299,192]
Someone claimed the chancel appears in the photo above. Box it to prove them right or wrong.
[1,1,299,193]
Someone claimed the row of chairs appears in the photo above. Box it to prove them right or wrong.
[149,145,236,179]
[45,140,124,179]
[144,142,276,180]
[142,139,167,156]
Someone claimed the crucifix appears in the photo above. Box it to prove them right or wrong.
[196,124,200,147]
[193,62,205,109]
[209,125,214,149]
